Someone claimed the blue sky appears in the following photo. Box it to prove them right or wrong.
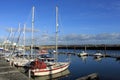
[0,0,120,45]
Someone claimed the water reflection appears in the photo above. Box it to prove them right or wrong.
[18,49,120,80]
[80,56,88,63]
[33,69,70,80]
[70,50,120,80]
[93,56,102,62]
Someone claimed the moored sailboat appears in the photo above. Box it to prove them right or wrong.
[78,51,88,56]
[78,46,88,56]
[13,7,36,67]
[29,6,70,76]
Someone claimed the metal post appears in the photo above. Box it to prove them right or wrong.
[29,69,31,79]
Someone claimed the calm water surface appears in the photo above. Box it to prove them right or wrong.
[33,49,120,80]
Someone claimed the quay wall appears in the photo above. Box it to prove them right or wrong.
[25,44,120,50]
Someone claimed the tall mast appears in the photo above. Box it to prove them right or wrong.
[55,6,58,62]
[31,6,35,56]
[6,28,12,50]
[85,45,86,52]
[23,24,26,55]
[10,28,13,50]
[9,27,13,66]
[18,23,20,50]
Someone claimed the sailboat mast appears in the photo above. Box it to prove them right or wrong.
[9,27,13,66]
[23,24,26,55]
[18,23,20,50]
[55,6,58,62]
[10,28,13,51]
[7,28,12,50]
[85,45,86,52]
[31,6,35,56]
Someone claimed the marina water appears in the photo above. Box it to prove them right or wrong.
[26,49,120,80]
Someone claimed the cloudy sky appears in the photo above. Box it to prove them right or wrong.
[0,0,120,45]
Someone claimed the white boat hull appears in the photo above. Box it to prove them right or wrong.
[94,53,102,56]
[13,58,34,67]
[31,62,69,76]
[80,53,88,56]
[78,51,88,56]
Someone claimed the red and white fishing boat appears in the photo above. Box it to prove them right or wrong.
[29,6,70,76]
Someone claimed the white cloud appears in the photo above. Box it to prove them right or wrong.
[95,33,120,40]
[1,33,120,45]
[57,33,120,45]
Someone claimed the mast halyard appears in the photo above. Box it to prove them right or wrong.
[31,6,35,56]
[55,6,58,62]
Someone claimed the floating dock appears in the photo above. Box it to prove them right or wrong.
[76,73,99,80]
[0,58,33,80]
